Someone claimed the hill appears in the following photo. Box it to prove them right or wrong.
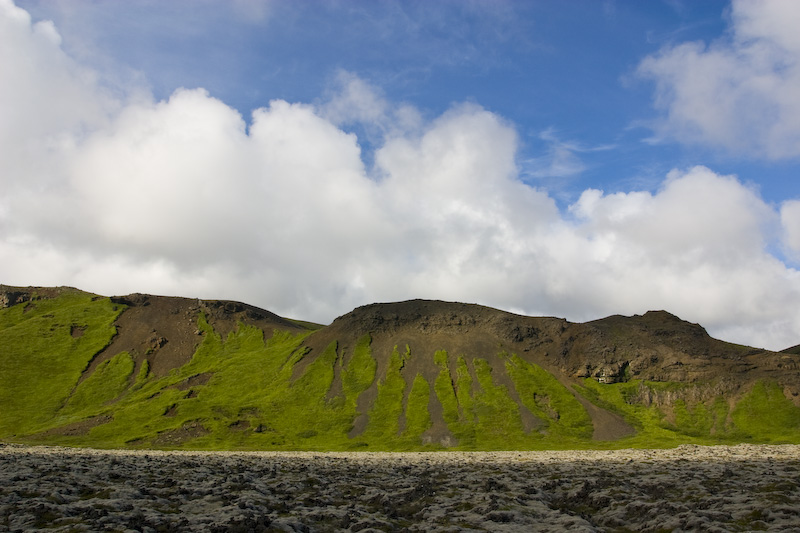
[2,284,800,451]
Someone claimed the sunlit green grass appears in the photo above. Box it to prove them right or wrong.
[571,378,800,449]
[434,350,459,426]
[62,351,134,417]
[505,354,593,440]
[470,357,527,449]
[361,345,408,448]
[0,290,122,437]
[402,373,432,443]
[673,399,713,437]
[85,325,379,450]
[732,380,800,442]
[342,334,377,409]
[4,293,800,450]
[574,379,710,448]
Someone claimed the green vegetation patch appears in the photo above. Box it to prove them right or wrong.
[362,345,408,447]
[403,373,432,442]
[505,354,593,440]
[573,378,800,448]
[433,351,460,426]
[0,290,123,437]
[433,351,479,447]
[175,328,377,450]
[62,352,135,416]
[341,334,377,408]
[133,359,150,390]
[470,357,526,449]
[672,399,713,437]
[732,381,800,442]
[55,316,315,449]
[6,295,800,451]
[575,379,695,448]
[454,356,476,420]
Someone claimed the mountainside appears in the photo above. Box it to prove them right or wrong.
[2,285,800,451]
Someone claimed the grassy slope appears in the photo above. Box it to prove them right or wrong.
[360,345,409,448]
[3,294,800,450]
[505,354,593,443]
[575,378,800,448]
[0,290,123,437]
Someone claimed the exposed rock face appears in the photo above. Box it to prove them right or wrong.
[564,311,799,388]
[93,292,310,379]
[304,299,796,389]
[304,299,568,372]
[0,288,28,309]
[0,285,78,308]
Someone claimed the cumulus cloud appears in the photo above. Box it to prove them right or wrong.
[321,71,390,129]
[3,0,800,350]
[0,0,115,197]
[563,167,797,338]
[781,200,800,256]
[319,70,423,149]
[638,0,800,159]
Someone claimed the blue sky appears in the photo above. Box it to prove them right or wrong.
[3,0,800,349]
[23,0,795,202]
[19,0,762,202]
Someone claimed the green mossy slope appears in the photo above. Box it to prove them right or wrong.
[3,292,800,450]
[0,289,123,437]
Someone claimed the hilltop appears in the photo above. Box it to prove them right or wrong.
[2,284,800,450]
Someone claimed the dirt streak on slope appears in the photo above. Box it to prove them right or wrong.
[83,293,308,381]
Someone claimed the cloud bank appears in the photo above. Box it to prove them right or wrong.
[638,0,800,159]
[2,0,800,350]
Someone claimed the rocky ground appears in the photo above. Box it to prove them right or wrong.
[2,444,800,532]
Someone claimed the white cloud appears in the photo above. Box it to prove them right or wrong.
[319,70,423,147]
[638,0,800,159]
[523,130,587,179]
[0,0,116,197]
[3,0,800,350]
[562,167,793,338]
[321,71,389,129]
[781,200,800,256]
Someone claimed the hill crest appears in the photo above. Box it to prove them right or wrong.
[3,285,800,450]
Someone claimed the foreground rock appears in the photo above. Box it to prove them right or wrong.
[1,444,799,532]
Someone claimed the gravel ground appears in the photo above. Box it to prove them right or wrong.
[2,443,800,532]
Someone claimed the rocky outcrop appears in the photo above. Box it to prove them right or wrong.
[304,299,799,391]
[0,287,29,309]
[0,285,79,308]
